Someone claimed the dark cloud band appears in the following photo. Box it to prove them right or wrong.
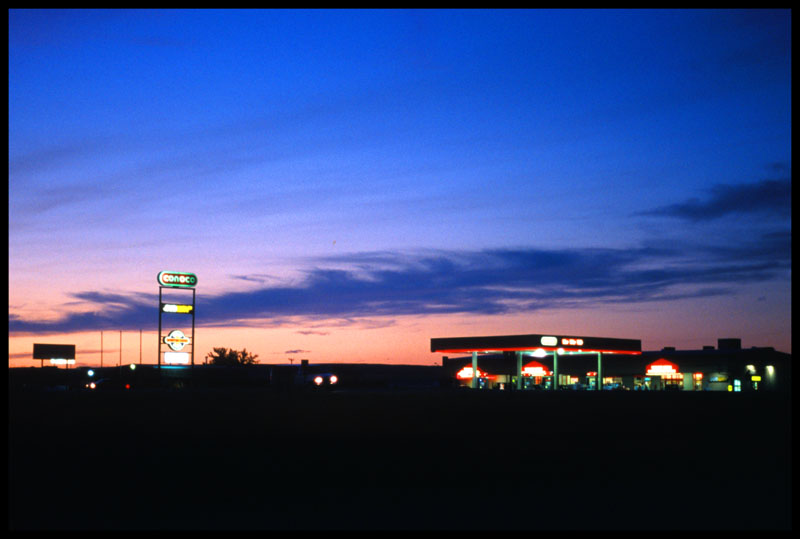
[8,231,790,334]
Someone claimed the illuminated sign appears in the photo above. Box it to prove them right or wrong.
[164,352,190,364]
[162,303,194,314]
[163,329,190,351]
[157,271,197,288]
[456,366,487,380]
[540,336,558,346]
[648,364,677,375]
[49,358,75,365]
[646,358,679,376]
[751,375,761,382]
[522,360,551,377]
[522,366,549,377]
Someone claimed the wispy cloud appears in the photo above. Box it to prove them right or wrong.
[9,232,790,335]
[638,178,791,222]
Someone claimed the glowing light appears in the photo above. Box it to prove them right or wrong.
[523,366,549,377]
[49,358,75,365]
[162,303,194,314]
[129,364,136,370]
[751,375,761,382]
[648,364,677,375]
[89,382,96,389]
[766,365,775,375]
[329,375,338,384]
[164,352,190,364]
[745,364,756,374]
[164,329,190,351]
[456,366,486,379]
[87,369,95,377]
[532,348,547,358]
[125,384,131,389]
[540,336,558,346]
[562,338,569,345]
[314,376,324,385]
[556,348,565,355]
[157,271,197,288]
[576,339,584,346]
[693,373,703,380]
[646,358,679,376]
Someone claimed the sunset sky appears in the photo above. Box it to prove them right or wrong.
[9,9,791,368]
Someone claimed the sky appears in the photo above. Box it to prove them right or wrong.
[8,9,792,368]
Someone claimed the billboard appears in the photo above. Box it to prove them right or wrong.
[33,343,76,360]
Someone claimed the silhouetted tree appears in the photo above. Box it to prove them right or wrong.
[205,347,259,366]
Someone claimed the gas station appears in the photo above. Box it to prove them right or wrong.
[432,333,788,392]
[432,333,641,391]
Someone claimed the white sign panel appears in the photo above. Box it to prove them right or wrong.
[164,352,190,364]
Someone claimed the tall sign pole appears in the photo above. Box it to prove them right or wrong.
[158,287,162,371]
[157,271,197,377]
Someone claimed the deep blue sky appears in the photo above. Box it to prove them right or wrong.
[9,9,791,365]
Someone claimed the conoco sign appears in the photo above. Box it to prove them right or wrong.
[157,271,197,288]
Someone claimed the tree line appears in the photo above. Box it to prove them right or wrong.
[205,347,259,366]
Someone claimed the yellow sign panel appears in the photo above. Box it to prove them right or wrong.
[162,303,194,314]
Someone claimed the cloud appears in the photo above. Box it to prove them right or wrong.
[284,349,311,354]
[638,178,791,222]
[8,233,790,335]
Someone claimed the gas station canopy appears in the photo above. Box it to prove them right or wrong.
[431,333,642,355]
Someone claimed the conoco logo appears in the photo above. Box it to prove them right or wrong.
[158,271,197,288]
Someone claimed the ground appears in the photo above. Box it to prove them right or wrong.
[8,387,792,530]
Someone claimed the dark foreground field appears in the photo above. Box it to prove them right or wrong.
[9,387,792,530]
